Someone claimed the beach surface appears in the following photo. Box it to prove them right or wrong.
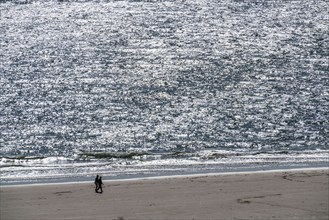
[1,168,328,220]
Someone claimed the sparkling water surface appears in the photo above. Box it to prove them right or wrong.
[1,0,328,184]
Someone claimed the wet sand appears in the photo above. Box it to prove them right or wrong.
[1,168,328,220]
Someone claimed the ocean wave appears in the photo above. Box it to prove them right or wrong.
[1,149,328,168]
[0,156,71,167]
[1,0,328,184]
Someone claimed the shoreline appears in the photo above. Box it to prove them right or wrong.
[1,166,328,187]
[1,166,328,188]
[1,167,328,220]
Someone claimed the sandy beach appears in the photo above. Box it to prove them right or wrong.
[1,168,328,220]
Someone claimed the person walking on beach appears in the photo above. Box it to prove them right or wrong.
[94,175,99,193]
[98,176,104,193]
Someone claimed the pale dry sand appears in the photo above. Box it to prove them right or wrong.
[1,169,328,220]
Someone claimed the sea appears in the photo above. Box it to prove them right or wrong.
[0,0,328,185]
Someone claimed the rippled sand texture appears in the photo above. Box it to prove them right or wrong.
[1,1,328,155]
